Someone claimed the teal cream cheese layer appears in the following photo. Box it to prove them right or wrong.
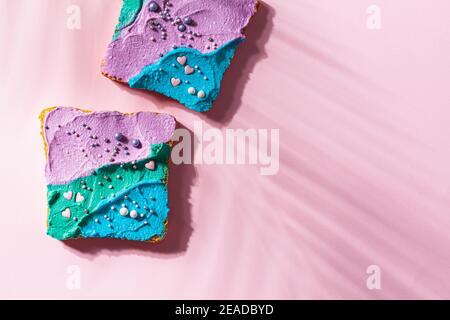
[47,144,170,241]
[129,39,242,112]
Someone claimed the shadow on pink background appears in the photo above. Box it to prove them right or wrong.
[1,0,450,299]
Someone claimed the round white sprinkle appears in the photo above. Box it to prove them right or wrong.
[130,210,138,219]
[140,213,145,218]
[197,90,206,99]
[188,87,196,95]
[111,206,115,210]
[119,207,129,216]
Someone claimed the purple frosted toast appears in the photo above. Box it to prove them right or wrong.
[40,107,176,241]
[101,0,258,112]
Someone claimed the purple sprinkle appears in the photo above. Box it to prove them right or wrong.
[131,139,142,148]
[114,132,124,142]
[149,1,159,12]
[183,16,193,25]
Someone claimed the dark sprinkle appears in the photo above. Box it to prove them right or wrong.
[131,139,142,148]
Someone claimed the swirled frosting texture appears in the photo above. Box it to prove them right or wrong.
[41,107,176,241]
[43,107,175,185]
[102,0,258,111]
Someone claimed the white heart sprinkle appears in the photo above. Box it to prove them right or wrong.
[62,208,71,218]
[177,56,187,65]
[145,160,156,170]
[171,78,181,87]
[197,90,206,99]
[184,65,194,75]
[75,193,85,203]
[63,191,73,200]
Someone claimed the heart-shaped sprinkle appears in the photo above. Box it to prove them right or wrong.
[177,56,187,66]
[145,160,156,171]
[75,193,85,203]
[184,65,194,75]
[63,191,73,200]
[171,78,181,87]
[62,208,71,218]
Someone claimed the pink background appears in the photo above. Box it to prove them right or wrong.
[1,0,450,299]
